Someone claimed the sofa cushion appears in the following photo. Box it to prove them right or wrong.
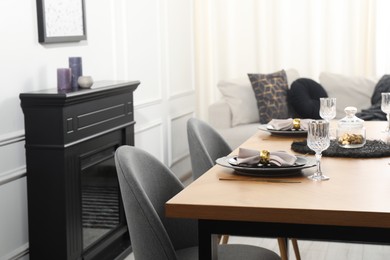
[288,78,328,119]
[208,100,233,129]
[319,72,376,118]
[217,69,300,127]
[217,123,260,149]
[217,78,259,127]
[248,70,289,124]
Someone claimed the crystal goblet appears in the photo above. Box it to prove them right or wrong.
[381,93,390,132]
[320,97,336,139]
[307,120,330,181]
[320,97,336,121]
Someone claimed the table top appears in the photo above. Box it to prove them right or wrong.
[166,121,390,228]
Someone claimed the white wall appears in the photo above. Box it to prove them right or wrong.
[0,0,195,259]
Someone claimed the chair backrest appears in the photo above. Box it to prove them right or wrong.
[115,146,198,260]
[187,118,232,180]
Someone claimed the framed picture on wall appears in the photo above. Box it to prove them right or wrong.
[36,0,87,43]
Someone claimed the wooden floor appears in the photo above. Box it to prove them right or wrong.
[124,236,390,259]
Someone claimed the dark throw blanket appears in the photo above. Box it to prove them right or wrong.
[356,75,390,121]
[356,103,386,120]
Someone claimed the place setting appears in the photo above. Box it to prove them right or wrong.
[258,97,337,137]
[258,118,310,136]
[216,147,316,179]
[222,119,329,181]
[217,100,337,181]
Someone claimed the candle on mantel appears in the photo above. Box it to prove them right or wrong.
[57,68,72,91]
[69,57,83,89]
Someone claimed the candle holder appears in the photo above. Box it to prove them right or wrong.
[69,57,83,89]
[57,68,72,91]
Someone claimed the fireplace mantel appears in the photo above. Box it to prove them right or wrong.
[20,81,139,260]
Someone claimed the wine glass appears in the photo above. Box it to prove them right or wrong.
[381,93,390,132]
[319,97,336,121]
[320,97,336,139]
[307,120,330,181]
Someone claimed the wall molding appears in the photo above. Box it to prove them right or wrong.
[134,97,163,110]
[0,130,25,147]
[170,110,194,122]
[0,243,29,260]
[134,119,162,134]
[167,111,194,167]
[134,120,165,165]
[0,166,26,186]
[169,89,195,100]
[0,130,27,185]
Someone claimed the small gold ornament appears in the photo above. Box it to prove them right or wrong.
[293,118,301,130]
[259,150,270,164]
[338,133,364,145]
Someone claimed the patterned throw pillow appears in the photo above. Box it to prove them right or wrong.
[248,70,289,124]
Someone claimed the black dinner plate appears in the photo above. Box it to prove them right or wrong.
[258,125,307,136]
[216,155,315,177]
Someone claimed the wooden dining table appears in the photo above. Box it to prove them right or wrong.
[165,121,390,259]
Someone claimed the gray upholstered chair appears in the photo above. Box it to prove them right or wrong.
[186,118,301,260]
[187,117,232,181]
[115,145,281,260]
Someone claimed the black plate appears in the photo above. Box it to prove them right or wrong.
[216,155,315,177]
[258,125,307,136]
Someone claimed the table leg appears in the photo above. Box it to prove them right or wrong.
[277,237,289,260]
[199,220,219,259]
[291,239,301,260]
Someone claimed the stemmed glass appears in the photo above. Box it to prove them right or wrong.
[320,97,336,121]
[319,97,336,139]
[307,120,330,181]
[381,93,390,132]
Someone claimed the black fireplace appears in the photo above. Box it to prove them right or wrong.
[20,81,139,260]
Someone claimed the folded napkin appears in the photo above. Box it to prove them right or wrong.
[235,148,297,167]
[267,118,311,131]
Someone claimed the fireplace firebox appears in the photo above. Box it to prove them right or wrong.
[20,81,139,260]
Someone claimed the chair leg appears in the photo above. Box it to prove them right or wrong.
[291,238,301,260]
[220,235,229,244]
[277,237,288,260]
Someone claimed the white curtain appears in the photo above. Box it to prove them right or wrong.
[194,0,390,120]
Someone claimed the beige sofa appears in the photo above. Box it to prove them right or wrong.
[208,70,377,149]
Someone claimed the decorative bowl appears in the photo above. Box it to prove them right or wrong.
[78,76,93,89]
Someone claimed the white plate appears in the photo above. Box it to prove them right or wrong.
[216,155,315,177]
[258,125,307,136]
